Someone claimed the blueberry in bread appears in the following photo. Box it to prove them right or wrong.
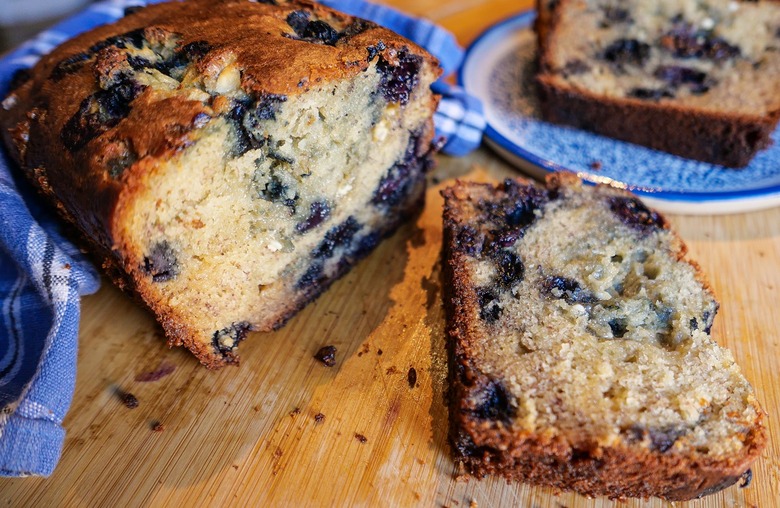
[535,0,780,167]
[441,174,767,500]
[0,0,441,368]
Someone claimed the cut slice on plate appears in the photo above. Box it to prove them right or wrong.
[535,0,780,167]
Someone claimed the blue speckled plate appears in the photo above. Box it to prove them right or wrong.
[458,11,780,215]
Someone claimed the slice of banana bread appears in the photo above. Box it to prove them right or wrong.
[535,0,780,167]
[442,174,766,500]
[0,0,441,368]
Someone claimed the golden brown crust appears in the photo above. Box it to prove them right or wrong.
[1,0,432,253]
[0,0,441,368]
[441,176,767,500]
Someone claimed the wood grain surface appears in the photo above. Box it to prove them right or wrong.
[2,0,779,506]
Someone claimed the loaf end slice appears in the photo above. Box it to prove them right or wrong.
[0,0,441,368]
[535,0,780,167]
[441,174,766,500]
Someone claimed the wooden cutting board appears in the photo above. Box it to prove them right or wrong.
[2,1,779,506]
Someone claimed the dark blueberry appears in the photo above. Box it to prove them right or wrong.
[628,87,675,100]
[476,181,548,253]
[314,345,337,366]
[407,367,417,388]
[267,151,295,165]
[192,112,210,129]
[366,41,387,62]
[312,217,362,259]
[142,240,179,282]
[477,288,502,323]
[303,20,340,45]
[494,250,524,288]
[454,225,484,257]
[608,318,628,338]
[296,201,331,233]
[543,275,579,295]
[541,275,595,305]
[256,93,288,120]
[296,262,324,290]
[503,181,542,228]
[660,21,740,60]
[608,196,666,233]
[352,231,380,259]
[143,39,206,78]
[705,37,741,60]
[602,6,630,23]
[8,68,31,90]
[107,148,137,179]
[51,52,90,80]
[373,163,412,206]
[689,317,699,331]
[376,51,422,105]
[493,229,520,248]
[61,77,145,152]
[602,38,650,66]
[690,83,711,95]
[227,97,260,156]
[286,11,340,46]
[468,380,515,422]
[654,305,673,329]
[258,172,297,211]
[372,134,421,206]
[341,19,377,41]
[114,28,147,49]
[88,28,146,55]
[61,96,106,151]
[111,74,145,104]
[127,55,153,70]
[648,427,683,453]
[620,425,645,443]
[562,59,590,76]
[181,40,212,60]
[52,28,148,81]
[286,10,312,35]
[654,65,707,87]
[212,321,252,356]
[702,309,715,334]
[739,469,752,488]
[242,94,288,144]
[482,179,546,230]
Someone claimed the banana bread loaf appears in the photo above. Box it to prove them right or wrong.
[442,174,766,500]
[535,0,780,167]
[0,0,441,368]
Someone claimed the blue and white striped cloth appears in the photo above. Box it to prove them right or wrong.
[0,0,485,477]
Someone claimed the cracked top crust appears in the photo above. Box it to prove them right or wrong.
[0,0,436,253]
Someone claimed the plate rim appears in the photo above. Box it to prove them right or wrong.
[457,10,780,205]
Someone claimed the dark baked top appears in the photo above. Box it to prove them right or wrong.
[0,0,432,255]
